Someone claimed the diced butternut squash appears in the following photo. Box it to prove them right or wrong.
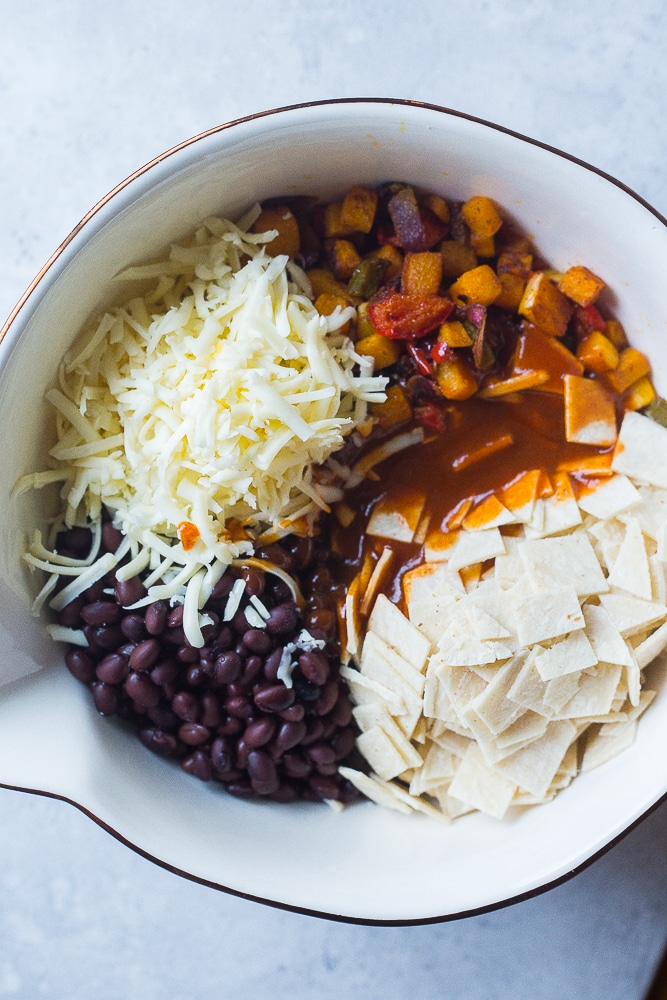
[438,320,474,348]
[494,271,527,311]
[496,249,533,277]
[370,383,413,429]
[448,265,502,306]
[314,293,352,334]
[306,268,354,302]
[564,375,617,446]
[470,233,495,257]
[461,196,503,237]
[518,271,573,337]
[371,244,403,281]
[601,346,651,393]
[325,239,362,281]
[435,356,478,399]
[323,202,356,238]
[355,301,375,340]
[401,252,443,295]
[340,186,378,233]
[252,206,300,258]
[558,265,605,307]
[622,375,657,412]
[440,241,478,278]
[421,193,450,223]
[355,331,402,371]
[604,319,627,349]
[576,330,619,373]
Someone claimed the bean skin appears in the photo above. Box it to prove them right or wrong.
[181,750,212,781]
[145,600,169,635]
[115,576,145,607]
[120,614,147,643]
[124,672,160,708]
[129,639,161,672]
[253,683,295,713]
[65,648,96,684]
[95,653,129,685]
[139,728,178,757]
[178,723,210,746]
[92,681,118,716]
[172,691,199,722]
[265,602,299,636]
[82,600,123,628]
[298,650,329,686]
[244,717,276,748]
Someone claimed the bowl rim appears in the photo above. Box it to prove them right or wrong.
[2,96,667,925]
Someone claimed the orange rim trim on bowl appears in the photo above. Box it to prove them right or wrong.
[2,97,667,924]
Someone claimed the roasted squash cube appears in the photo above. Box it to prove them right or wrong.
[421,193,450,223]
[355,331,402,370]
[341,186,378,233]
[576,330,619,373]
[325,239,362,281]
[440,241,477,278]
[602,346,651,393]
[371,383,413,429]
[306,268,354,302]
[470,233,495,257]
[435,356,478,399]
[314,293,352,335]
[401,252,443,295]
[461,196,503,237]
[518,271,573,337]
[497,249,533,277]
[604,319,627,349]
[438,320,474,348]
[494,272,527,311]
[448,265,502,306]
[323,202,357,238]
[622,375,657,412]
[253,205,300,258]
[558,265,606,307]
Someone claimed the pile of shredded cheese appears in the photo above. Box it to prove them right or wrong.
[18,208,387,645]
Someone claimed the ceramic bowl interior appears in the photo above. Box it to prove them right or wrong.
[1,99,666,923]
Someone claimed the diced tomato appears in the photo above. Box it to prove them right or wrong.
[407,343,433,376]
[368,291,454,340]
[414,401,447,433]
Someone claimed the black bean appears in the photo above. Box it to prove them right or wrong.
[270,782,299,803]
[226,780,254,798]
[58,597,85,629]
[315,680,339,717]
[81,601,122,626]
[225,695,254,719]
[213,651,242,684]
[243,628,272,655]
[58,526,92,554]
[239,655,263,686]
[254,544,295,572]
[95,652,129,685]
[244,717,276,748]
[263,647,284,681]
[120,613,147,643]
[210,736,234,774]
[129,638,161,672]
[301,719,325,746]
[92,681,118,716]
[214,626,234,651]
[239,565,265,597]
[247,749,279,795]
[273,719,307,754]
[298,650,329,686]
[167,604,184,628]
[265,602,298,635]
[282,751,312,778]
[146,704,178,728]
[253,683,295,713]
[139,728,178,757]
[145,600,169,635]
[306,741,338,766]
[278,702,305,722]
[150,659,179,688]
[65,648,96,684]
[332,726,356,760]
[164,626,186,646]
[172,691,199,722]
[83,580,106,603]
[210,574,235,602]
[216,716,244,737]
[330,692,353,727]
[308,774,341,801]
[115,576,146,607]
[177,644,200,664]
[181,750,212,781]
[200,693,221,729]
[185,664,206,686]
[89,625,125,651]
[178,723,210,746]
[124,672,160,708]
[305,607,336,639]
[102,522,123,553]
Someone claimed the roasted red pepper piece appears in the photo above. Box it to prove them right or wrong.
[368,291,454,340]
[414,401,447,433]
[574,304,606,338]
[407,343,433,377]
[430,340,453,363]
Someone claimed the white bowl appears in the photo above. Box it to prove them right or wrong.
[1,99,667,923]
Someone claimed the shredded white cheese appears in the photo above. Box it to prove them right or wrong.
[18,211,387,646]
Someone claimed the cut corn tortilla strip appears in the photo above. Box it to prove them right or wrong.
[410,744,456,794]
[339,664,407,715]
[495,710,548,749]
[402,561,465,606]
[407,593,457,647]
[576,474,641,520]
[424,528,459,563]
[362,631,426,696]
[649,555,667,605]
[469,652,528,735]
[427,724,473,757]
[587,517,626,571]
[380,780,449,821]
[368,594,431,671]
[460,598,512,641]
[494,719,576,799]
[626,484,667,542]
[338,767,413,815]
[607,518,652,601]
[447,527,506,571]
[353,703,393,733]
[534,628,598,681]
[434,618,514,666]
[507,649,553,718]
[360,546,394,616]
[462,494,516,531]
[564,374,617,446]
[434,788,476,821]
[447,743,517,820]
[634,618,667,668]
[580,721,638,772]
[612,410,667,489]
[598,590,667,638]
[500,469,541,525]
[366,493,426,544]
[582,603,635,668]
[543,671,581,713]
[356,722,423,781]
[524,475,582,538]
[557,663,623,718]
[519,531,608,598]
[510,583,584,647]
[598,689,655,735]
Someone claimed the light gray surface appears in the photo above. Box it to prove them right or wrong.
[1,1,667,997]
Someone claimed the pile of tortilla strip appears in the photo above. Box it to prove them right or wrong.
[339,409,667,820]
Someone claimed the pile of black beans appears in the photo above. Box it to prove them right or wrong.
[56,521,363,804]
